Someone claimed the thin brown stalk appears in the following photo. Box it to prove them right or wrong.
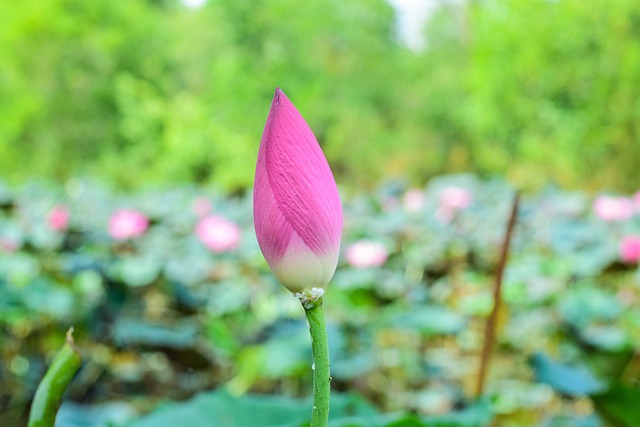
[475,192,520,398]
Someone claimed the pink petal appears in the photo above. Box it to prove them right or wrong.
[403,188,425,213]
[440,187,473,210]
[345,240,388,269]
[593,196,634,222]
[109,209,149,240]
[192,197,212,217]
[195,215,241,253]
[48,205,70,231]
[620,235,640,264]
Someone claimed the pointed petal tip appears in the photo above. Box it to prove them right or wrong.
[272,87,285,107]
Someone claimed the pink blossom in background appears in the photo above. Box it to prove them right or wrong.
[345,240,388,269]
[435,187,473,224]
[439,187,473,210]
[253,88,342,293]
[0,238,19,253]
[403,188,425,213]
[196,215,241,253]
[47,205,70,231]
[192,197,212,217]
[620,236,640,264]
[592,195,634,222]
[108,209,149,240]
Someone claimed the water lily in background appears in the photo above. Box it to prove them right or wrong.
[195,214,241,253]
[402,188,425,213]
[108,209,149,240]
[592,195,634,222]
[47,205,69,232]
[619,236,640,264]
[436,186,473,223]
[440,186,473,210]
[192,196,212,217]
[345,240,388,269]
[0,238,19,253]
[253,88,342,294]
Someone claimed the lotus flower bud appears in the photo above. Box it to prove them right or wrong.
[345,240,388,269]
[620,235,640,264]
[108,209,149,240]
[593,195,634,222]
[253,88,342,293]
[48,204,70,232]
[196,214,241,253]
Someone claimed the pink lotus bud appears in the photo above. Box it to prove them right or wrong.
[593,195,633,222]
[108,209,149,240]
[253,88,342,293]
[403,188,425,213]
[47,204,70,231]
[620,235,640,264]
[192,197,212,217]
[439,187,473,211]
[345,240,388,269]
[195,214,241,253]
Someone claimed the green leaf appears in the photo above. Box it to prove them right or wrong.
[55,401,136,427]
[543,415,601,427]
[112,319,199,349]
[592,384,640,427]
[127,390,308,427]
[387,306,466,336]
[421,399,492,427]
[127,390,380,427]
[580,325,627,351]
[529,353,606,397]
[384,415,426,427]
[558,287,621,328]
[126,390,492,427]
[0,252,39,286]
[24,279,75,320]
[110,255,162,287]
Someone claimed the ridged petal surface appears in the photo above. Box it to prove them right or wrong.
[253,88,342,292]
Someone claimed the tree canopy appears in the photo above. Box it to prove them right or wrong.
[1,0,638,191]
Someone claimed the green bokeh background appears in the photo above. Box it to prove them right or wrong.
[2,1,640,426]
[2,0,639,192]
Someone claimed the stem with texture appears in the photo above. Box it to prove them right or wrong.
[298,289,330,427]
[28,328,83,427]
[475,193,520,397]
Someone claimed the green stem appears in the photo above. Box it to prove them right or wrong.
[28,328,83,427]
[303,296,330,427]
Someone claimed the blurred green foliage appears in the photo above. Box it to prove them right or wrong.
[1,176,639,426]
[1,0,639,191]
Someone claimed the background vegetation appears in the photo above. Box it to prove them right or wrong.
[2,177,639,427]
[1,0,640,426]
[1,0,639,191]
